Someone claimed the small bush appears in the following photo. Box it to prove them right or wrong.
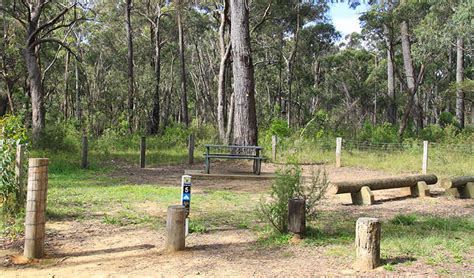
[268,118,290,138]
[0,115,29,216]
[259,165,329,234]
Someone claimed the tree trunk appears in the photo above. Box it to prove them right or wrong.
[230,0,257,146]
[286,4,300,126]
[126,0,135,133]
[63,51,70,120]
[217,0,231,143]
[455,37,464,128]
[385,26,396,124]
[74,55,81,121]
[148,8,162,135]
[25,47,44,141]
[177,4,188,127]
[398,20,416,137]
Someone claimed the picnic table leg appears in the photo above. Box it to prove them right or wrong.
[205,157,210,174]
[257,159,261,175]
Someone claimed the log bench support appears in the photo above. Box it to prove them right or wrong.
[410,181,430,198]
[445,182,474,199]
[442,176,474,199]
[350,186,374,205]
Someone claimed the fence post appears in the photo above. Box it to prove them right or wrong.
[81,136,88,169]
[24,158,49,259]
[188,134,194,165]
[140,136,146,168]
[272,135,277,162]
[422,140,428,174]
[336,137,342,168]
[355,217,381,270]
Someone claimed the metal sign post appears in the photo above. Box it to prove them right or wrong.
[181,175,191,236]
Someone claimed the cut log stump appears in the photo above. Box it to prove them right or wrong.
[288,198,306,238]
[165,205,186,252]
[350,186,374,205]
[355,217,381,270]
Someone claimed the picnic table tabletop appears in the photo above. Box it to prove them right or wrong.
[204,144,263,150]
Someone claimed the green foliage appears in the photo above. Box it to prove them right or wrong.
[35,121,81,151]
[390,214,417,226]
[160,123,191,147]
[259,165,329,234]
[358,122,398,143]
[439,112,459,128]
[0,115,29,216]
[268,118,290,138]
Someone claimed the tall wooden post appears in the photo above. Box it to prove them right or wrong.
[272,135,277,162]
[24,158,49,259]
[422,140,428,174]
[81,136,88,169]
[165,205,186,251]
[355,217,381,270]
[188,134,194,165]
[288,198,305,238]
[140,136,146,168]
[336,137,342,168]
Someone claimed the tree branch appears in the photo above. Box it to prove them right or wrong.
[29,38,79,61]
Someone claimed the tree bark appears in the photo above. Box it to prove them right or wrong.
[126,0,135,133]
[286,4,300,127]
[230,0,258,146]
[455,37,464,128]
[217,0,231,143]
[177,2,188,127]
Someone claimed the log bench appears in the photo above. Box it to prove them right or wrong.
[442,176,474,199]
[204,144,263,175]
[332,174,438,205]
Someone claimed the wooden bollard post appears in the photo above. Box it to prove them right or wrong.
[272,135,277,162]
[288,198,305,237]
[140,136,146,168]
[336,137,342,168]
[422,140,428,174]
[165,205,186,251]
[15,144,25,188]
[355,217,381,270]
[81,136,88,169]
[24,158,49,259]
[188,134,194,165]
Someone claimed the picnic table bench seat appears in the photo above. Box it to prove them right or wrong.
[204,144,263,175]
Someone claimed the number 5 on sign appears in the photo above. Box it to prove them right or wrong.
[181,175,191,236]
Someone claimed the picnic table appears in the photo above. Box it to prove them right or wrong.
[204,144,263,175]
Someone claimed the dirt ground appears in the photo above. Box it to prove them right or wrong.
[1,161,473,277]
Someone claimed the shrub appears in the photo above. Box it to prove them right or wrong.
[439,112,459,128]
[0,115,29,216]
[268,118,290,138]
[259,165,329,234]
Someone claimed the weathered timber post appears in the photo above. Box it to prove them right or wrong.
[81,136,88,169]
[288,198,306,238]
[188,134,194,165]
[355,217,381,270]
[24,158,49,259]
[165,205,186,251]
[15,144,26,190]
[336,137,342,168]
[140,136,146,168]
[272,135,277,162]
[422,140,428,174]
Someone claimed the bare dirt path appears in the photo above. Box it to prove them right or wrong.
[1,161,473,277]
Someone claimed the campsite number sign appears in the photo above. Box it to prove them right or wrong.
[181,175,191,217]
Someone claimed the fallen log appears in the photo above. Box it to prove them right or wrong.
[332,174,438,194]
[441,176,474,189]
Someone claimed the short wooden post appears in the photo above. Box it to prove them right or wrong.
[140,136,146,168]
[288,198,305,238]
[15,144,26,188]
[81,136,88,169]
[165,205,186,251]
[355,217,381,270]
[422,140,428,174]
[410,181,430,198]
[188,134,194,165]
[24,158,49,259]
[336,137,342,168]
[272,135,277,162]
